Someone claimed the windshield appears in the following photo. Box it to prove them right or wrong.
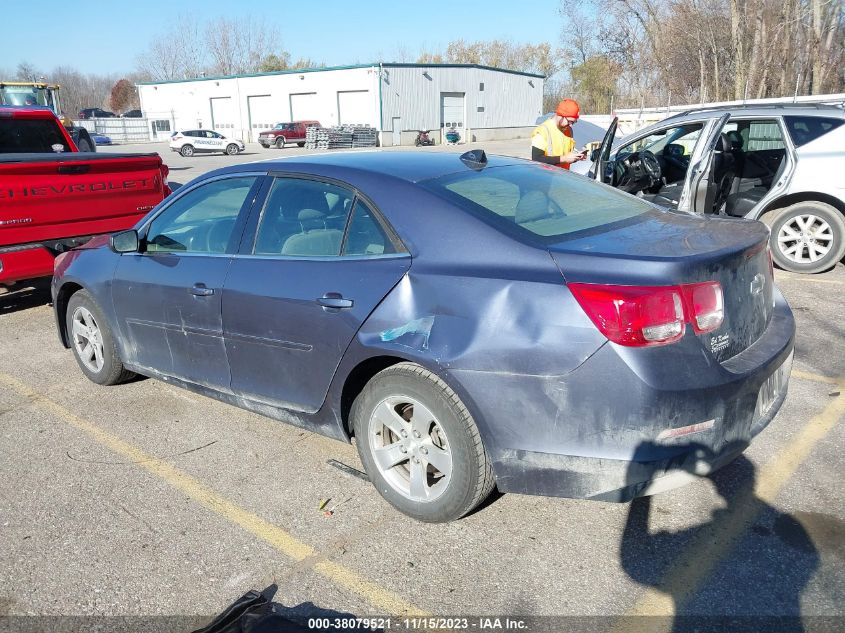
[0,86,49,107]
[421,163,654,241]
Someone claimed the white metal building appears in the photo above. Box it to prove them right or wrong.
[137,63,544,145]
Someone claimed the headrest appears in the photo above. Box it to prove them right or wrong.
[298,208,326,231]
[725,130,743,150]
[298,208,325,221]
[717,133,732,152]
[664,143,684,157]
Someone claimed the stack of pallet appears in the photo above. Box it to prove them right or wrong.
[304,126,320,149]
[350,125,378,148]
[328,126,354,149]
[304,125,379,150]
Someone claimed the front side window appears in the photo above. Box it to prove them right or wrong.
[145,176,257,254]
[422,164,653,240]
[623,124,703,158]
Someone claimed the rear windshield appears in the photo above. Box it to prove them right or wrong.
[0,118,71,153]
[420,163,653,241]
[783,116,844,147]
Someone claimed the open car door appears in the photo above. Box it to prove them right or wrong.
[590,116,618,184]
[677,113,730,213]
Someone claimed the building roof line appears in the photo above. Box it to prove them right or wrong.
[136,62,545,86]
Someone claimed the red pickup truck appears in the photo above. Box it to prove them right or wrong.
[0,107,170,285]
[257,120,320,148]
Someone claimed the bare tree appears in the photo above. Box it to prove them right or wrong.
[206,17,280,76]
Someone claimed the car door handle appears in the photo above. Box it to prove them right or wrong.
[317,293,353,309]
[190,284,214,297]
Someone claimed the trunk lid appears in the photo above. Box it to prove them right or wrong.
[549,209,774,361]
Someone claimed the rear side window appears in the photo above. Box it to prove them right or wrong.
[422,164,653,240]
[783,116,844,147]
[0,118,71,153]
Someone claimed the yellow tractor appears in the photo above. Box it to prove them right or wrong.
[0,81,96,151]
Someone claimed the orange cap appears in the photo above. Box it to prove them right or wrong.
[555,99,580,120]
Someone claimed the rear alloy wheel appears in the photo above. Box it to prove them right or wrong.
[66,290,134,386]
[352,363,495,522]
[225,143,240,155]
[275,137,286,149]
[180,144,194,157]
[768,201,845,274]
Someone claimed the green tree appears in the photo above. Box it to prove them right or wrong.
[569,55,620,114]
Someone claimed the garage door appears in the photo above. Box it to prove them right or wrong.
[247,95,275,142]
[210,97,236,136]
[441,92,465,130]
[290,93,317,121]
[337,90,371,126]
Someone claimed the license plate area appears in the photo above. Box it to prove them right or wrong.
[755,350,793,419]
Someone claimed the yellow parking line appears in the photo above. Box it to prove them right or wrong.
[792,369,840,385]
[614,377,845,631]
[0,373,424,617]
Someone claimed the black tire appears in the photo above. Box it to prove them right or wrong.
[225,143,239,155]
[275,137,286,149]
[180,144,194,157]
[297,141,305,147]
[66,290,134,386]
[77,138,94,152]
[352,362,495,522]
[766,201,845,274]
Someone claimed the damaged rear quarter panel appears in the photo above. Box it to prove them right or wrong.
[351,263,607,459]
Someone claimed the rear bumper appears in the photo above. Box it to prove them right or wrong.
[0,245,55,284]
[451,289,795,500]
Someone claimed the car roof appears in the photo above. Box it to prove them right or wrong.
[222,150,524,183]
[659,103,845,123]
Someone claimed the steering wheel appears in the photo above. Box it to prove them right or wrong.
[640,150,662,181]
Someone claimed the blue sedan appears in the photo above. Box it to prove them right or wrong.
[51,151,794,522]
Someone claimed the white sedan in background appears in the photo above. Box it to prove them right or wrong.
[169,129,245,157]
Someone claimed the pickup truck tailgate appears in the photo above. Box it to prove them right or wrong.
[0,153,168,246]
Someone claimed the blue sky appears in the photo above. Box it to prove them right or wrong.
[2,0,564,76]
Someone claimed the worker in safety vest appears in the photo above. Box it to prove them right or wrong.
[531,99,586,170]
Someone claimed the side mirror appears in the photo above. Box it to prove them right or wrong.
[111,229,139,253]
[590,148,600,162]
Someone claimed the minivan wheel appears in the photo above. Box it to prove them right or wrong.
[275,137,285,149]
[180,144,194,157]
[768,201,845,274]
[66,290,134,386]
[352,363,495,522]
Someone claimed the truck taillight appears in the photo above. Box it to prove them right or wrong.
[569,281,723,347]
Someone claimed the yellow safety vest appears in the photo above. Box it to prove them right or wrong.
[531,118,576,169]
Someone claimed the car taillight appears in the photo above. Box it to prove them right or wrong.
[681,281,723,334]
[569,281,723,347]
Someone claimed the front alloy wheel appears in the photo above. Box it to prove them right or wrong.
[65,290,134,385]
[71,306,104,373]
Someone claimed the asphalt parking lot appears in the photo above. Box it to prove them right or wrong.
[1,141,844,632]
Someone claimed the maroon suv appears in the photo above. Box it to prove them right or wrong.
[258,120,320,148]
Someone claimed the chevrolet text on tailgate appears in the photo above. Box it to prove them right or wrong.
[0,106,171,285]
